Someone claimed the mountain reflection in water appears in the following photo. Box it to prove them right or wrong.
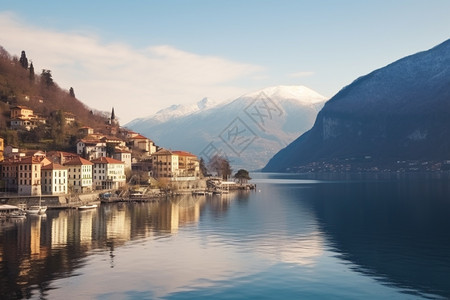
[1,173,449,299]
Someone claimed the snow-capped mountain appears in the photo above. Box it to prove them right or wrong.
[126,85,327,170]
[264,39,450,172]
[126,97,217,128]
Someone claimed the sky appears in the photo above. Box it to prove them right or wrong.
[0,0,449,124]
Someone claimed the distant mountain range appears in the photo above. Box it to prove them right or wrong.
[126,86,327,170]
[263,39,450,172]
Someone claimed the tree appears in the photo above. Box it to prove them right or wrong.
[19,50,28,69]
[41,69,54,87]
[69,87,75,98]
[234,169,251,184]
[199,157,208,177]
[106,143,115,157]
[208,154,232,180]
[29,62,35,81]
[49,110,66,147]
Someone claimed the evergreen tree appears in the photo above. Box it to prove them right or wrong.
[69,87,75,97]
[19,50,28,69]
[199,158,208,177]
[29,62,35,81]
[41,69,54,87]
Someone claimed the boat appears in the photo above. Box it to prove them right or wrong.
[8,210,27,219]
[78,204,98,210]
[192,190,206,196]
[26,205,47,215]
[0,204,27,219]
[27,194,47,215]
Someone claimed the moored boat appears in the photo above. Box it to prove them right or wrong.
[26,205,47,215]
[78,204,98,210]
[0,205,27,219]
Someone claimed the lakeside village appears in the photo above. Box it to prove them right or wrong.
[0,105,255,219]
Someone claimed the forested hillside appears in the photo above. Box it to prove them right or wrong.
[0,46,111,151]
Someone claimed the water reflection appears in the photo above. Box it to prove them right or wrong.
[282,173,450,299]
[1,175,449,299]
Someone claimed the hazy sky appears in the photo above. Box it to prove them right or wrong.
[1,0,449,123]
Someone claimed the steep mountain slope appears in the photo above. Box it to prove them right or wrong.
[126,86,327,170]
[264,39,450,172]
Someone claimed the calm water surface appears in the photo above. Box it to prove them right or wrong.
[1,173,450,299]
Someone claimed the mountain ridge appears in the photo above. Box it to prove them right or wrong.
[126,85,328,170]
[263,39,450,172]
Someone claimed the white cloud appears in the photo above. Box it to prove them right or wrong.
[0,12,265,123]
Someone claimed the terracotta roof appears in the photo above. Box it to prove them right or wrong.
[64,156,94,166]
[91,157,124,164]
[46,151,78,158]
[114,149,131,153]
[41,162,67,170]
[172,151,197,157]
[153,148,173,155]
[18,156,41,164]
[130,134,149,140]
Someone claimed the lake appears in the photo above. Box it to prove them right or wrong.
[1,172,450,299]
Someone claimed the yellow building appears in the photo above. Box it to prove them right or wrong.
[172,151,200,178]
[10,106,34,119]
[151,149,179,178]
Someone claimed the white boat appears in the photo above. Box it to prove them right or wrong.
[27,194,47,215]
[26,205,47,215]
[0,205,26,219]
[78,204,98,210]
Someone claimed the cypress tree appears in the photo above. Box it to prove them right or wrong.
[19,50,28,69]
[29,62,35,81]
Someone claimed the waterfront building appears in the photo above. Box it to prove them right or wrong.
[172,151,200,178]
[91,156,126,190]
[41,163,68,195]
[64,156,94,193]
[17,156,42,196]
[1,158,19,192]
[151,149,179,178]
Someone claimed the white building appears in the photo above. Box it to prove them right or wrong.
[77,139,106,160]
[91,157,126,190]
[41,163,68,195]
[64,156,94,193]
[112,149,132,171]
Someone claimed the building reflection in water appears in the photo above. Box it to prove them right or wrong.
[0,193,242,298]
[106,207,131,242]
[51,211,69,249]
[79,210,94,248]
